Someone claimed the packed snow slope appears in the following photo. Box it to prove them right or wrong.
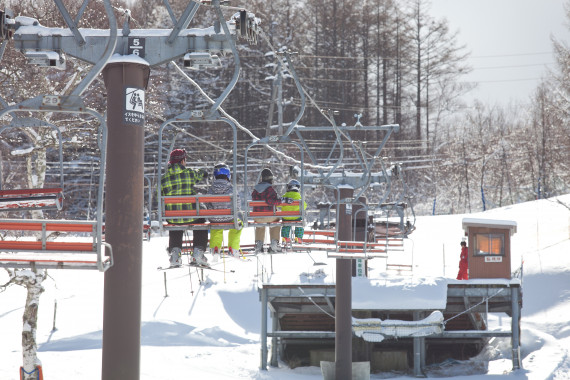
[0,194,569,379]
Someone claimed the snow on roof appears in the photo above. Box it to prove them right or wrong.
[14,16,222,39]
[352,276,448,310]
[107,53,149,65]
[462,217,517,233]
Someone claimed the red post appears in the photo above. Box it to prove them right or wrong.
[101,60,150,380]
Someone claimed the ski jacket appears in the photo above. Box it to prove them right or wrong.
[161,163,206,224]
[251,182,280,212]
[207,178,239,223]
[456,246,469,280]
[459,246,468,267]
[280,190,308,220]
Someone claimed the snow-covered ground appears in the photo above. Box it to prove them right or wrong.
[0,195,569,379]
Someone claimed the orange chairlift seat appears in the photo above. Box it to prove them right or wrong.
[161,194,242,231]
[245,200,304,228]
[0,218,112,271]
[299,229,403,256]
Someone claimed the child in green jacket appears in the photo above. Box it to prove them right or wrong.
[280,179,308,243]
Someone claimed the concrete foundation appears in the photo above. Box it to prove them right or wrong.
[311,348,408,373]
[310,349,335,367]
[320,361,370,380]
[371,350,408,372]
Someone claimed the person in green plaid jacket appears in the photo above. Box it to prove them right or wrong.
[161,148,209,267]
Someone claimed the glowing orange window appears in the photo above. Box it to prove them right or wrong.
[474,234,504,256]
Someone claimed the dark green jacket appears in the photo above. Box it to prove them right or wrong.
[161,163,205,223]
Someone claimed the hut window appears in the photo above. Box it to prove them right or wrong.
[474,233,504,256]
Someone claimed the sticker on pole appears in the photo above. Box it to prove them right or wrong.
[124,87,145,126]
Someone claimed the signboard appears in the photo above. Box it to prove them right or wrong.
[355,259,366,277]
[128,37,145,58]
[485,256,503,263]
[124,87,145,126]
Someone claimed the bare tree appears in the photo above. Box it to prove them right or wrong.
[1,268,48,380]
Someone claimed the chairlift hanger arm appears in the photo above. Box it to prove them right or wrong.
[53,0,86,46]
[70,0,117,97]
[166,1,201,45]
[281,50,306,137]
[207,0,241,116]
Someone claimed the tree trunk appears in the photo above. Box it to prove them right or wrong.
[21,269,46,380]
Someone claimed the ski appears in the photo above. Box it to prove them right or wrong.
[157,263,235,273]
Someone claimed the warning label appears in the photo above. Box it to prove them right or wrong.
[124,87,145,126]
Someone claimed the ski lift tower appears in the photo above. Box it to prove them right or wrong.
[295,114,401,380]
[2,1,260,379]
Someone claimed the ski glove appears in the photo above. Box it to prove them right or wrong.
[280,197,294,204]
[198,168,209,179]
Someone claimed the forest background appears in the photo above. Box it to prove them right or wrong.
[1,0,569,219]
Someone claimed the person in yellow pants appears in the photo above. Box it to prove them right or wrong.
[207,163,242,259]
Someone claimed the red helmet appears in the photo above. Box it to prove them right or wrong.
[169,149,187,164]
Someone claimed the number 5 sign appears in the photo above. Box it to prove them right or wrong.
[128,37,145,58]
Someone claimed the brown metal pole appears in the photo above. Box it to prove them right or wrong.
[101,61,150,380]
[335,187,353,380]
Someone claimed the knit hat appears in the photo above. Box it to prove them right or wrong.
[261,168,273,183]
[169,149,187,164]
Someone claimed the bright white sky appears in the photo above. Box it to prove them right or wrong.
[431,0,570,105]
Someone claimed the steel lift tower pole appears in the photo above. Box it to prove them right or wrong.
[336,187,354,379]
[101,59,150,379]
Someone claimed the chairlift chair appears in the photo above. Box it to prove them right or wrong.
[157,117,241,233]
[0,99,113,272]
[243,136,306,231]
